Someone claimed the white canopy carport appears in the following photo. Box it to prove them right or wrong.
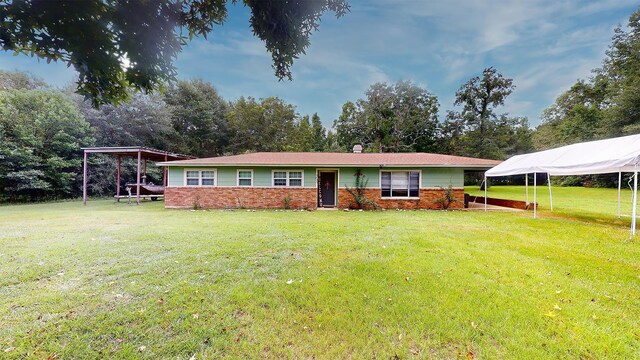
[483,134,640,235]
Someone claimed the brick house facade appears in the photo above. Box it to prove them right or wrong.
[158,151,498,210]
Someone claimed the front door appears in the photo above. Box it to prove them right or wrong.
[318,171,336,207]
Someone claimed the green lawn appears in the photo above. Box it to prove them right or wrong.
[468,185,636,227]
[1,193,639,359]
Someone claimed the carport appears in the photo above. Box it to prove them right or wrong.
[82,146,194,205]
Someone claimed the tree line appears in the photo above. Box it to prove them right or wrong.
[1,7,639,201]
[0,68,534,202]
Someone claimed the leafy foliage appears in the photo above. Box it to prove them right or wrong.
[311,113,327,151]
[443,67,532,159]
[0,0,349,107]
[0,88,94,201]
[79,91,177,150]
[534,80,608,149]
[165,79,229,157]
[434,184,458,210]
[334,81,440,153]
[226,96,298,153]
[536,8,640,150]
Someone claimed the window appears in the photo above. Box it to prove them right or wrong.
[381,171,419,198]
[201,171,215,186]
[272,170,303,187]
[237,170,253,186]
[185,169,216,186]
[273,171,287,186]
[186,171,200,186]
[289,171,302,187]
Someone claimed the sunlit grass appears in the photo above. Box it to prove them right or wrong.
[468,185,637,229]
[1,198,639,358]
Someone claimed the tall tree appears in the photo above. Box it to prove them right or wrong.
[534,80,607,150]
[0,1,349,107]
[445,67,528,159]
[227,96,298,153]
[533,8,640,151]
[292,115,314,151]
[600,8,640,136]
[310,113,327,151]
[0,89,94,201]
[165,79,229,157]
[334,81,440,153]
[324,130,343,152]
[78,92,177,150]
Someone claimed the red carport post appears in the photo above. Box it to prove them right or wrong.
[83,150,88,206]
[163,154,168,187]
[136,149,141,205]
[116,155,121,198]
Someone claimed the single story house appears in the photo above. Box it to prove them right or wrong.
[157,150,500,210]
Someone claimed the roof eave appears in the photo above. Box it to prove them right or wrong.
[156,162,498,168]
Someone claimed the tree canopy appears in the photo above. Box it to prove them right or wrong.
[0,0,349,107]
[165,79,229,157]
[443,67,532,159]
[535,8,640,151]
[0,88,94,201]
[334,81,440,153]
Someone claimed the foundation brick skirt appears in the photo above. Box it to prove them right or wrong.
[165,187,317,209]
[166,187,464,210]
[337,188,464,210]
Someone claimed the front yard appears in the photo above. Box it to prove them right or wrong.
[1,191,639,358]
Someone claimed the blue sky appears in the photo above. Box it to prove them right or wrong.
[0,1,637,128]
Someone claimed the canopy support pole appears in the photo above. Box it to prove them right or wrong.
[83,150,88,206]
[525,173,529,206]
[632,170,637,236]
[547,173,553,211]
[136,149,141,205]
[484,175,487,212]
[618,172,622,218]
[533,172,537,219]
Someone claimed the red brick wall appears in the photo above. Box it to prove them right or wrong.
[165,187,464,210]
[337,188,464,210]
[165,187,317,209]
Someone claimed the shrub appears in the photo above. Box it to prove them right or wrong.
[283,195,292,210]
[435,184,458,210]
[344,169,379,210]
[193,194,202,210]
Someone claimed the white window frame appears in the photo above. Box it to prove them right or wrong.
[272,170,304,187]
[237,169,254,187]
[183,168,217,187]
[379,170,421,199]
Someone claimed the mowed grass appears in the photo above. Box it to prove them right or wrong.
[1,195,639,359]
[468,185,637,227]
